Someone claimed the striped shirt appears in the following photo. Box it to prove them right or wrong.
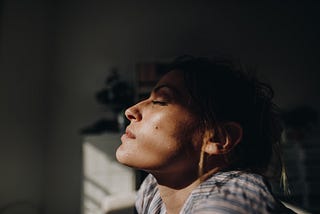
[135,171,295,214]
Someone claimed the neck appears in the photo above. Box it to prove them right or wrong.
[151,166,222,214]
[157,177,201,214]
[149,168,198,214]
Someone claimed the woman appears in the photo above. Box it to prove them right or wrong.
[116,56,294,213]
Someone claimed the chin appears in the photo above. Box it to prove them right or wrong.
[115,147,126,163]
[116,148,134,166]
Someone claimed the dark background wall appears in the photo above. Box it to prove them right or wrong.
[1,0,319,213]
[0,1,50,213]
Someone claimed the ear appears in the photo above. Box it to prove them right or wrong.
[202,122,243,155]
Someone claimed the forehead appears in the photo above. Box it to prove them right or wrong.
[155,70,186,93]
[154,70,193,106]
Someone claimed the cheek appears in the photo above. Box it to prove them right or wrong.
[142,113,172,137]
[137,112,184,152]
[149,112,200,150]
[147,114,179,140]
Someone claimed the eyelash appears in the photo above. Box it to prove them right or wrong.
[152,100,168,106]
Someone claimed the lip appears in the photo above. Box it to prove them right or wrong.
[123,128,136,139]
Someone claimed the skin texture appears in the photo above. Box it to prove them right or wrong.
[116,70,203,185]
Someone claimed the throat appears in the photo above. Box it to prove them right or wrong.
[152,168,199,189]
[157,178,200,214]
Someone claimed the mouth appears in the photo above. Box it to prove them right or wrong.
[123,128,136,139]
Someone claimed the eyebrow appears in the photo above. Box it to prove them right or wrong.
[152,84,181,97]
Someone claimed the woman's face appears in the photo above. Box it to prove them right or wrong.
[116,70,202,175]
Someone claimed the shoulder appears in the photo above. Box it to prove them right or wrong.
[193,171,270,198]
[187,171,293,214]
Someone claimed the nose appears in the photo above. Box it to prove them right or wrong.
[125,103,142,122]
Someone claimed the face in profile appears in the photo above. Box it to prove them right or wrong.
[116,70,203,175]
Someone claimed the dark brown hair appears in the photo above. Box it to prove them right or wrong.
[167,55,284,179]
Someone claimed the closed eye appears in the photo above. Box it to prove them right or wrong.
[152,100,168,106]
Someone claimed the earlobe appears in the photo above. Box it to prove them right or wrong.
[202,130,222,155]
[202,122,242,155]
[203,142,221,155]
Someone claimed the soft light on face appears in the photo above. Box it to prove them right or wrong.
[116,70,202,175]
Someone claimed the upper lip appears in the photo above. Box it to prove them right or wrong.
[125,128,136,139]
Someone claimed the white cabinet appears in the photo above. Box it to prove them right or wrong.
[82,133,136,214]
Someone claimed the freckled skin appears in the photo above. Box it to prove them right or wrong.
[116,70,203,176]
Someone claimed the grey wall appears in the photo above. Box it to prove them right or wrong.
[1,0,319,213]
[0,0,50,212]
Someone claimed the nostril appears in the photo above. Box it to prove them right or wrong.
[126,114,136,120]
